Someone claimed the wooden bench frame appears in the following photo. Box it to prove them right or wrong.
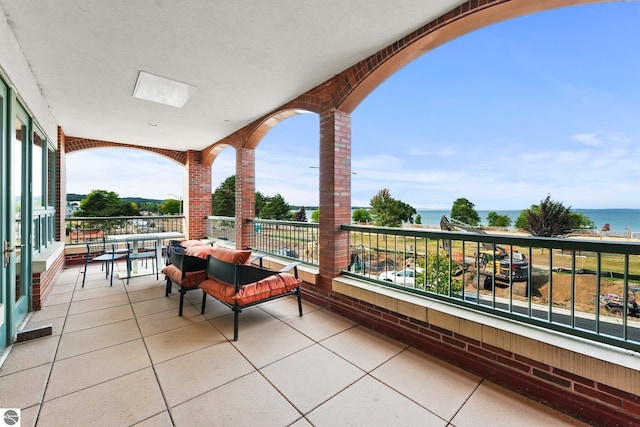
[200,255,303,341]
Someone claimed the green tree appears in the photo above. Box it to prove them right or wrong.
[415,214,422,225]
[260,193,291,220]
[352,208,371,223]
[369,189,402,227]
[120,201,140,216]
[212,175,236,216]
[415,251,463,296]
[486,211,511,227]
[255,191,268,217]
[292,206,307,222]
[524,195,573,237]
[515,206,537,229]
[450,198,480,226]
[311,209,320,223]
[160,199,181,215]
[74,189,138,217]
[139,201,159,213]
[399,201,417,224]
[570,212,595,230]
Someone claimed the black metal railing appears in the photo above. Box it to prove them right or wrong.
[206,216,236,242]
[202,216,640,350]
[343,224,640,351]
[249,218,319,264]
[66,215,184,245]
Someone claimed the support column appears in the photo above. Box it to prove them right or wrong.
[184,150,211,240]
[236,147,255,249]
[318,109,352,288]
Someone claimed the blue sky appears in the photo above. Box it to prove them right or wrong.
[67,2,640,210]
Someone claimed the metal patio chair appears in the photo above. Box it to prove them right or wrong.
[82,239,128,287]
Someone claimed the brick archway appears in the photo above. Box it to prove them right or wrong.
[65,136,186,165]
[213,0,612,273]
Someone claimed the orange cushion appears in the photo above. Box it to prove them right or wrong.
[183,246,252,264]
[180,240,206,248]
[161,265,206,288]
[184,245,217,259]
[199,273,301,306]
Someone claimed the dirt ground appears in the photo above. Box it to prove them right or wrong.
[463,271,631,315]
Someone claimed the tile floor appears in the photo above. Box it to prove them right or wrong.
[0,262,589,426]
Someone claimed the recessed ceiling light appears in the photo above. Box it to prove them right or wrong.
[132,71,197,108]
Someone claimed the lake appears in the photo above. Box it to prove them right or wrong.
[414,208,640,234]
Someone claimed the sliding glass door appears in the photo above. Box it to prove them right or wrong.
[1,83,31,348]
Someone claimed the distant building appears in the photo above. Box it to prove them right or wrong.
[66,201,80,216]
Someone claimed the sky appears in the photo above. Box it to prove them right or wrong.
[66,2,640,211]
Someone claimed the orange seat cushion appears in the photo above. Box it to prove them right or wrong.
[199,273,301,306]
[185,246,252,264]
[180,240,207,248]
[161,264,206,288]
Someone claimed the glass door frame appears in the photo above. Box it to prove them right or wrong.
[13,94,32,338]
[0,78,8,348]
[1,83,33,348]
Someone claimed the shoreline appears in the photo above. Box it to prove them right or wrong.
[409,223,640,243]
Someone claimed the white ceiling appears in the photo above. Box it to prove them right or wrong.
[0,0,466,151]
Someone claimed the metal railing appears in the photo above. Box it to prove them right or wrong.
[206,216,236,242]
[202,216,640,350]
[249,218,319,264]
[343,224,640,351]
[66,215,184,245]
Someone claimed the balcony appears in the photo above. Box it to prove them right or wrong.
[0,262,586,426]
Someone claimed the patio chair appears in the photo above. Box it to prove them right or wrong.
[82,240,128,287]
[126,239,159,283]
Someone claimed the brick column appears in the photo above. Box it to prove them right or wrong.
[318,109,352,287]
[236,147,255,249]
[56,127,66,242]
[184,150,211,240]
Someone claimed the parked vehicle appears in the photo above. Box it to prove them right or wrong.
[377,267,423,287]
[440,215,529,290]
[604,286,640,318]
[273,248,298,258]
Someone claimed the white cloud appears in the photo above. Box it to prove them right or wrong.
[571,133,603,146]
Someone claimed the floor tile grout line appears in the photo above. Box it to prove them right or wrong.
[33,265,80,426]
[125,273,179,426]
[446,377,485,424]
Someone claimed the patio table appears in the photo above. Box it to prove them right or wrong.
[107,231,184,279]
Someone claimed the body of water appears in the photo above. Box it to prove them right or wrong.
[414,208,640,234]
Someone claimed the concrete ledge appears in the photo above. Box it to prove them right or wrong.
[31,242,65,273]
[259,256,318,286]
[333,275,640,397]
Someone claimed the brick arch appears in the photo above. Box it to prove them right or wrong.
[204,95,324,155]
[65,136,186,165]
[202,142,233,166]
[224,0,605,146]
[321,0,607,113]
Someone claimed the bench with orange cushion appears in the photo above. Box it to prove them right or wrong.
[161,245,208,315]
[198,250,302,341]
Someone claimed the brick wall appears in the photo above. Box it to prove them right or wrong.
[184,150,211,240]
[236,148,256,249]
[317,109,352,287]
[32,250,65,310]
